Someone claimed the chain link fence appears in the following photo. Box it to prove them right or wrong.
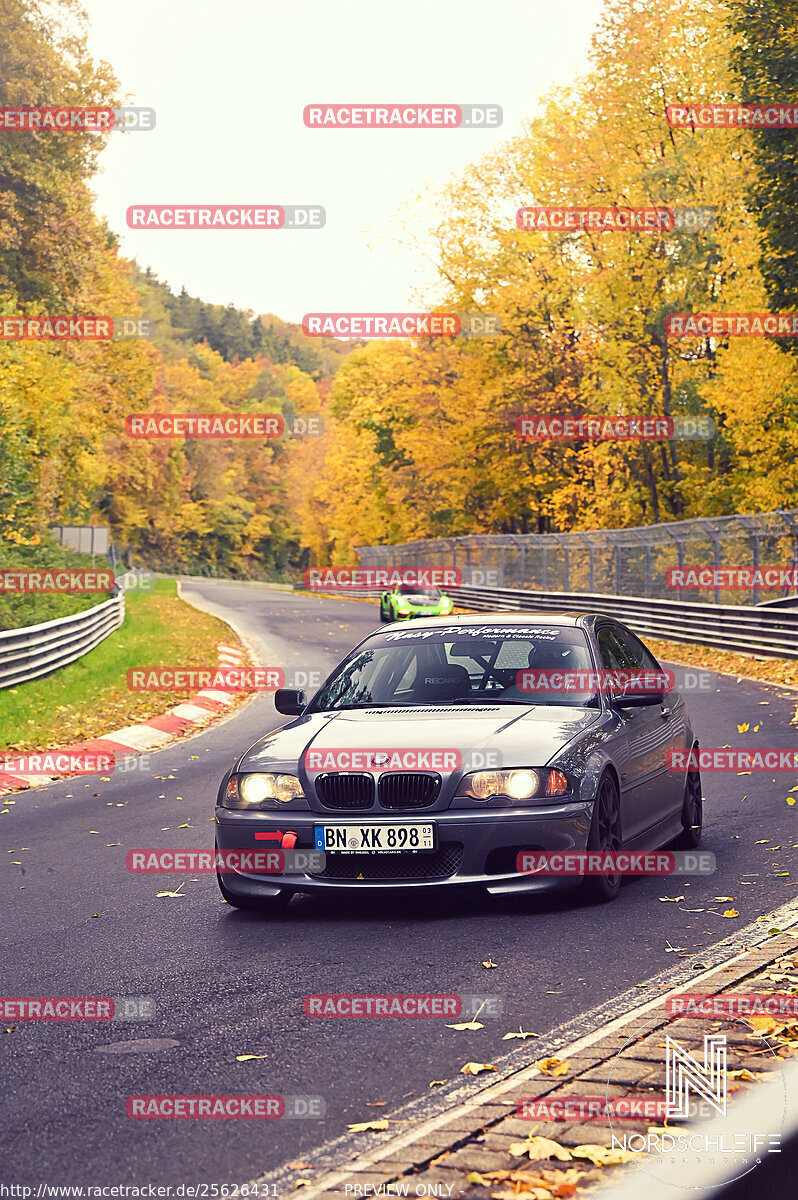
[357,510,798,606]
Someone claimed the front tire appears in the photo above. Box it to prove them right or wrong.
[582,772,623,903]
[217,875,293,912]
[675,759,703,849]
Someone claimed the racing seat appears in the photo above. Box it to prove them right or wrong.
[526,643,585,671]
[411,664,472,704]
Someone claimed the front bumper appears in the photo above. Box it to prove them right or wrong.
[392,610,450,620]
[215,802,593,897]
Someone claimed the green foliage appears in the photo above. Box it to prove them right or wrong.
[729,0,798,355]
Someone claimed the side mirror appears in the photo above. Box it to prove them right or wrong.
[274,688,307,716]
[611,687,663,708]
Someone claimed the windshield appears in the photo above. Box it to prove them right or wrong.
[309,625,599,711]
[397,584,440,599]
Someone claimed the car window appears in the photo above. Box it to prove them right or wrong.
[597,625,631,670]
[309,627,597,709]
[597,624,659,671]
[614,626,660,670]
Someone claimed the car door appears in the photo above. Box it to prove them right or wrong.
[596,622,676,841]
[614,622,686,820]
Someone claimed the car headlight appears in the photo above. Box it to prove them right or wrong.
[440,595,452,609]
[455,768,569,802]
[223,773,305,809]
[396,599,410,611]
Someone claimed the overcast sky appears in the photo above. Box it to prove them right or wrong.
[84,0,605,322]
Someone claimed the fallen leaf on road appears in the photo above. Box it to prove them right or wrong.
[236,1054,268,1061]
[536,1057,569,1077]
[665,941,686,953]
[503,1028,539,1040]
[286,1163,313,1170]
[723,909,740,918]
[461,1062,497,1076]
[659,897,685,903]
[713,896,734,902]
[737,723,750,733]
[482,958,498,969]
[156,883,186,899]
[728,1069,757,1080]
[509,1135,573,1161]
[468,1168,587,1198]
[446,1019,485,1030]
[572,1145,636,1166]
[347,1119,389,1132]
[746,1016,798,1039]
[429,1080,446,1087]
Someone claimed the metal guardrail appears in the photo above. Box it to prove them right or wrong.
[444,584,798,659]
[301,583,798,659]
[0,595,125,689]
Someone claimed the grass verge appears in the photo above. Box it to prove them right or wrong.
[0,579,249,753]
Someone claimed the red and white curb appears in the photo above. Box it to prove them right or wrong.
[0,643,247,798]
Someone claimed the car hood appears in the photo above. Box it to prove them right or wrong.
[237,704,601,772]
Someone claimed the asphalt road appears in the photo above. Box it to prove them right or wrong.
[2,583,797,1185]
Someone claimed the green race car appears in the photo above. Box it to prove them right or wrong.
[379,582,454,622]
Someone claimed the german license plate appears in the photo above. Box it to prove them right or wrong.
[314,823,436,854]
